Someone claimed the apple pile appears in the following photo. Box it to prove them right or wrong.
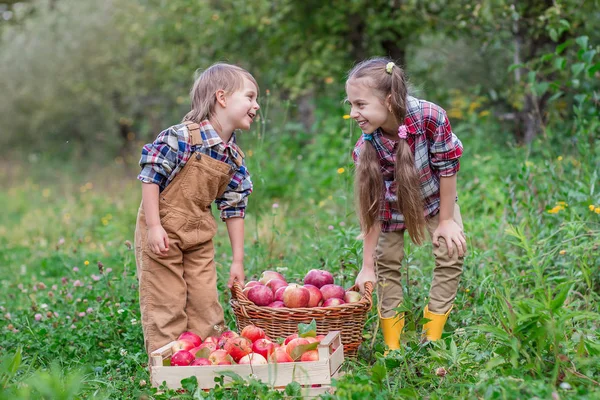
[168,325,325,367]
[241,269,362,308]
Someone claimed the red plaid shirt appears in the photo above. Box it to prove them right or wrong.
[352,96,463,232]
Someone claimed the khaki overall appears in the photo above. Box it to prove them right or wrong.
[134,122,243,354]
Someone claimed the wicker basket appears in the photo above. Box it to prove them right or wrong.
[230,281,373,359]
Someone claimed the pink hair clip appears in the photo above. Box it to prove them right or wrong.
[398,125,408,140]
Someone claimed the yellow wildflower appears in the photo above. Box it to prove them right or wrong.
[559,250,566,255]
[324,77,334,84]
[595,207,600,214]
[247,150,253,157]
[337,167,345,174]
[478,110,490,117]
[557,201,568,207]
[343,114,351,120]
[589,205,596,211]
[557,156,563,161]
[525,161,534,168]
[84,260,90,266]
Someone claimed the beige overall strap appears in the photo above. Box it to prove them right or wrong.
[183,121,202,146]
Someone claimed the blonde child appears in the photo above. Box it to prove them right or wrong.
[347,57,467,349]
[135,63,260,355]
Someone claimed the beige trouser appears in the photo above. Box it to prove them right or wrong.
[134,122,242,355]
[376,204,465,317]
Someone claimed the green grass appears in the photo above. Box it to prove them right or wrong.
[0,107,599,399]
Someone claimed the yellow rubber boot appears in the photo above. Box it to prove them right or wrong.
[380,313,405,353]
[422,305,452,341]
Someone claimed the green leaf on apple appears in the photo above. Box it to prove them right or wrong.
[290,342,319,361]
[298,319,317,338]
[195,347,211,359]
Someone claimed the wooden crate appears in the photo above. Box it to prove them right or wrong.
[150,331,344,395]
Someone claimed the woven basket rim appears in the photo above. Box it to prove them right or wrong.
[230,280,373,315]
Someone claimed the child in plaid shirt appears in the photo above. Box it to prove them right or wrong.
[135,63,259,355]
[347,58,468,350]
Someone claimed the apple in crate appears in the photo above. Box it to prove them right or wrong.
[203,336,219,348]
[344,290,362,303]
[238,352,268,365]
[218,330,239,348]
[303,269,334,288]
[283,285,310,308]
[208,349,234,365]
[245,280,262,288]
[241,325,266,343]
[196,341,218,354]
[252,338,276,358]
[171,350,195,366]
[284,333,298,345]
[323,298,346,307]
[247,285,274,306]
[190,358,212,366]
[269,348,293,363]
[259,270,286,285]
[224,337,252,362]
[266,279,288,294]
[268,301,285,308]
[320,284,345,301]
[177,331,202,348]
[300,350,319,362]
[285,338,310,357]
[171,339,195,352]
[303,284,324,307]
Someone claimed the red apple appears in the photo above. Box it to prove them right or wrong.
[283,285,310,308]
[224,336,252,362]
[197,341,217,354]
[323,298,346,307]
[171,339,195,352]
[300,349,319,362]
[208,349,234,365]
[320,284,345,301]
[247,285,274,306]
[269,348,294,363]
[203,336,219,348]
[305,337,319,344]
[285,337,310,358]
[238,352,268,365]
[242,287,252,297]
[252,338,276,358]
[267,301,285,308]
[284,333,298,345]
[303,269,334,288]
[344,290,362,303]
[274,287,286,302]
[178,331,202,348]
[245,280,262,288]
[303,284,324,307]
[171,350,194,366]
[241,325,266,343]
[190,357,212,366]
[259,270,286,285]
[315,334,326,342]
[218,330,239,348]
[266,279,288,294]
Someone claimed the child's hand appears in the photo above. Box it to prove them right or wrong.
[147,225,169,256]
[432,219,467,258]
[228,261,245,289]
[355,267,377,294]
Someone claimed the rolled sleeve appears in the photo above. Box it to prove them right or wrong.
[427,109,463,176]
[137,127,185,190]
[216,165,253,220]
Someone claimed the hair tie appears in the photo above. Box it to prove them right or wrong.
[385,62,395,75]
[363,133,374,142]
[398,125,408,140]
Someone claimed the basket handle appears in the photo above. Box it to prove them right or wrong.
[231,279,248,301]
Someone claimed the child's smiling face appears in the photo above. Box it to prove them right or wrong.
[225,77,260,131]
[346,77,398,137]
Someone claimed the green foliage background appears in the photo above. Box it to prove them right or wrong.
[0,0,599,399]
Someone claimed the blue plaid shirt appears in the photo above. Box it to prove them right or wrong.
[138,120,252,219]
